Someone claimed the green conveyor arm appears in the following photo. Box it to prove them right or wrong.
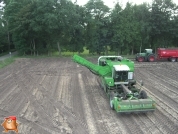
[72,54,111,76]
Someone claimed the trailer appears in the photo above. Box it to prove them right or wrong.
[157,48,178,62]
[136,48,178,62]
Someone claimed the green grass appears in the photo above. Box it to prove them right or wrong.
[0,52,10,57]
[61,47,90,56]
[0,57,15,69]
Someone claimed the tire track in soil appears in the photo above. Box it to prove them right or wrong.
[49,75,60,101]
[36,81,88,134]
[117,114,145,134]
[71,73,86,124]
[87,72,133,134]
[40,73,73,133]
[0,74,15,90]
[147,68,178,91]
[1,57,178,133]
[86,66,148,134]
[6,60,67,133]
[136,75,178,119]
[29,67,86,133]
[130,113,153,134]
[136,113,161,134]
[0,60,56,133]
[134,62,178,134]
[54,60,72,109]
[57,75,71,108]
[135,76,178,133]
[0,107,59,134]
[12,73,62,133]
[155,64,178,80]
[140,83,178,122]
[0,82,17,106]
[136,75,177,116]
[83,73,109,134]
[0,59,50,133]
[16,60,86,133]
[135,70,178,111]
[147,110,178,134]
[78,73,98,134]
[119,62,178,134]
[5,89,27,114]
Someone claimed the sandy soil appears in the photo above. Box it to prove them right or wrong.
[0,57,178,134]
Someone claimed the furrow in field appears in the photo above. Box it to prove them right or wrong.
[135,77,178,134]
[130,114,154,134]
[147,69,178,92]
[83,73,110,134]
[135,70,178,111]
[23,59,88,134]
[71,72,87,128]
[11,71,63,133]
[143,83,178,120]
[78,73,97,134]
[135,113,160,134]
[89,73,130,134]
[117,114,144,134]
[0,85,19,110]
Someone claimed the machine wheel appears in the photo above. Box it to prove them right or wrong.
[137,56,144,62]
[139,90,148,99]
[170,57,176,62]
[109,92,115,110]
[147,54,155,62]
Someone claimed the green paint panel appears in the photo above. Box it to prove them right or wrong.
[113,98,155,113]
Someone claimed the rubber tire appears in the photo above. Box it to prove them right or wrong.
[135,56,139,61]
[170,57,176,62]
[109,92,115,110]
[137,56,144,62]
[139,90,148,99]
[147,54,155,62]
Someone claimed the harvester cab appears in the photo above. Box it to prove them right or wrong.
[97,56,135,87]
[72,54,156,113]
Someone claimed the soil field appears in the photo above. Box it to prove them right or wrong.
[0,57,178,134]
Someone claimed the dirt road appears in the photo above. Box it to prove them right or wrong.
[0,51,17,61]
[0,57,178,134]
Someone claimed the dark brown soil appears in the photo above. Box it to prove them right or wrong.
[0,57,178,134]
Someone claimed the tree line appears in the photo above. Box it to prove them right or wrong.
[0,0,178,55]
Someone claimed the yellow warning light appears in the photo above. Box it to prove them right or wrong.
[152,103,156,107]
[118,105,120,109]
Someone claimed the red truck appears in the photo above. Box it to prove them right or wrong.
[136,48,178,62]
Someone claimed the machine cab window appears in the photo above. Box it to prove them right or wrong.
[114,71,128,82]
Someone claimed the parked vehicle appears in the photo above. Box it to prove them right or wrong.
[135,49,155,62]
[72,54,155,113]
[136,48,178,62]
[157,48,178,62]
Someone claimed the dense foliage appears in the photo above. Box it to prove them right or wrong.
[0,0,178,55]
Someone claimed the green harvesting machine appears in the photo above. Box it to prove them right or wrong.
[72,54,156,113]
